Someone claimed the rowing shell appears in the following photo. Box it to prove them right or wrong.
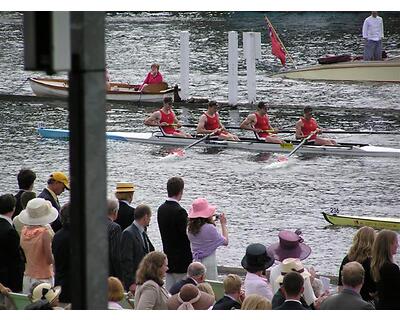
[322,212,400,230]
[37,128,400,158]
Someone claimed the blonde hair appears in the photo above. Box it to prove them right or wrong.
[241,294,271,310]
[197,282,215,299]
[135,251,167,286]
[347,226,376,262]
[114,191,133,202]
[108,277,124,302]
[223,274,242,295]
[371,229,397,282]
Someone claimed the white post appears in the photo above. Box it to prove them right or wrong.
[228,31,238,106]
[243,32,256,104]
[180,31,190,101]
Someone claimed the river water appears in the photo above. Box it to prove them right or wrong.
[0,12,399,277]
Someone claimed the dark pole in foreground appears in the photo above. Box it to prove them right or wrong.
[68,12,108,309]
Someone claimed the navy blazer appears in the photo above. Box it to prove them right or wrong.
[115,201,135,232]
[120,222,154,290]
[52,226,71,303]
[0,218,24,292]
[157,200,192,274]
[169,277,197,295]
[37,188,62,233]
[107,219,122,279]
[276,300,307,310]
[213,295,241,310]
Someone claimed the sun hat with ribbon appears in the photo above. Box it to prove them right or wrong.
[267,230,311,262]
[275,258,311,286]
[115,182,135,193]
[18,198,58,226]
[188,198,216,219]
[167,284,214,310]
[31,283,61,304]
[241,243,275,272]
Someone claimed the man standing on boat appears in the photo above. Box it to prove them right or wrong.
[295,107,336,146]
[197,100,240,141]
[144,96,192,137]
[240,101,284,144]
[362,12,384,61]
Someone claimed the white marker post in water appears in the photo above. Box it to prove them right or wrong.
[243,32,261,104]
[228,31,238,106]
[180,31,190,101]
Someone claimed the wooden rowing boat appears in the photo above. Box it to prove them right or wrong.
[37,128,400,158]
[28,77,180,102]
[272,56,400,83]
[322,212,400,230]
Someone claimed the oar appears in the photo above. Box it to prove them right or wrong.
[277,131,316,162]
[162,133,213,159]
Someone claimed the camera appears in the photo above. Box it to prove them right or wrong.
[214,213,221,220]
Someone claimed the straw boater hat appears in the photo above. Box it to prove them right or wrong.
[275,258,311,286]
[188,198,216,219]
[115,182,135,193]
[167,284,215,310]
[31,283,61,304]
[18,198,58,226]
[241,243,275,272]
[267,230,311,262]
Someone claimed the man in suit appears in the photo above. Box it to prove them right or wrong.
[213,274,243,310]
[13,168,36,219]
[276,272,307,310]
[114,182,135,231]
[52,202,71,303]
[157,177,193,291]
[106,198,122,279]
[38,172,70,233]
[121,204,154,292]
[169,262,206,295]
[0,194,24,292]
[320,261,375,310]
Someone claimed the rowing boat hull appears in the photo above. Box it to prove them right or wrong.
[322,212,400,230]
[272,58,400,83]
[29,77,177,102]
[37,128,400,158]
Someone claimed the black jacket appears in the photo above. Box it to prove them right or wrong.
[157,200,192,274]
[213,295,241,310]
[120,222,154,290]
[13,190,25,219]
[169,277,197,295]
[37,188,62,233]
[107,219,122,279]
[115,201,135,232]
[52,226,71,303]
[0,218,24,292]
[276,300,307,310]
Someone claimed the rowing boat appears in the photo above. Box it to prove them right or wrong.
[322,212,400,230]
[37,128,400,158]
[272,56,400,83]
[28,77,180,102]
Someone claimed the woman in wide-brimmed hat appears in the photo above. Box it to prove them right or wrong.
[19,198,58,294]
[241,243,274,301]
[187,198,229,280]
[167,284,215,310]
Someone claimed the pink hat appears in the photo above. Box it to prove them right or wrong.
[188,198,216,219]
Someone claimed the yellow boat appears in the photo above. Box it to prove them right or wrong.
[322,212,400,230]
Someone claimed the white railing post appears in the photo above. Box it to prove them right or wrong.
[228,31,238,106]
[243,32,261,104]
[180,31,190,101]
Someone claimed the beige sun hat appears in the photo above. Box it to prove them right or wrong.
[31,283,61,304]
[275,258,311,286]
[18,198,58,226]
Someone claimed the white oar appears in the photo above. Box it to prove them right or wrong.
[277,131,316,162]
[162,133,213,159]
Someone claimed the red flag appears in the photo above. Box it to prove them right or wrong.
[269,26,286,66]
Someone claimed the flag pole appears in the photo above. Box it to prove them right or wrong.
[265,16,297,69]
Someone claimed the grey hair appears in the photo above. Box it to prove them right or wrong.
[107,198,119,215]
[187,262,206,277]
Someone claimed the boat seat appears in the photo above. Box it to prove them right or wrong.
[142,82,168,93]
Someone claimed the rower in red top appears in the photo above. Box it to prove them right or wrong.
[295,106,336,145]
[240,101,285,144]
[140,63,164,91]
[144,96,192,138]
[197,101,239,141]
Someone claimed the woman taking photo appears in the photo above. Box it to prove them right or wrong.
[187,198,228,280]
[370,229,400,309]
[134,251,170,310]
[338,226,376,302]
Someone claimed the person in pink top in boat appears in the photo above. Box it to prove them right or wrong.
[144,96,192,138]
[240,101,285,144]
[140,63,164,91]
[295,107,336,146]
[197,100,240,141]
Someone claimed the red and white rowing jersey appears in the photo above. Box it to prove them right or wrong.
[204,112,220,131]
[254,112,272,138]
[159,108,177,135]
[300,117,318,140]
